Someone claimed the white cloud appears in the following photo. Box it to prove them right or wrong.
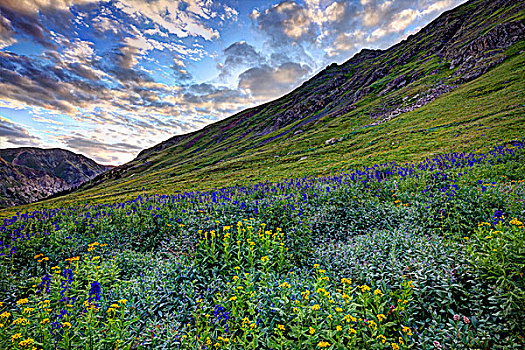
[421,0,455,15]
[0,0,108,14]
[115,0,220,40]
[32,116,63,125]
[173,57,185,67]
[326,30,366,56]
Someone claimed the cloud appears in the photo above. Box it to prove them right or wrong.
[238,62,311,101]
[0,117,41,146]
[369,8,419,41]
[115,0,220,40]
[57,133,144,164]
[218,41,266,79]
[326,29,366,57]
[181,83,251,115]
[0,0,104,15]
[0,5,54,49]
[0,10,17,49]
[91,13,124,35]
[32,116,63,125]
[250,1,316,45]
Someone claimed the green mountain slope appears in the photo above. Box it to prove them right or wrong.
[2,0,524,214]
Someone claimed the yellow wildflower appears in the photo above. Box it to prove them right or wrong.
[309,327,315,335]
[377,335,387,343]
[62,322,71,329]
[359,285,371,292]
[13,317,28,325]
[392,343,400,350]
[341,277,352,285]
[318,341,330,348]
[312,304,320,311]
[377,314,386,322]
[19,338,34,347]
[402,326,413,336]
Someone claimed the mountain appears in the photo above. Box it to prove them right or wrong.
[3,0,525,211]
[0,147,112,208]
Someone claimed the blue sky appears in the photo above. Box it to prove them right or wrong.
[0,0,465,164]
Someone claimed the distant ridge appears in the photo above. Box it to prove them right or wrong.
[0,147,112,208]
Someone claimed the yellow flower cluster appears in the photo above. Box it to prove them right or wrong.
[341,277,352,285]
[13,317,29,325]
[343,314,357,323]
[65,256,80,263]
[510,217,524,229]
[18,337,34,347]
[88,242,100,252]
[359,285,371,292]
[301,290,310,300]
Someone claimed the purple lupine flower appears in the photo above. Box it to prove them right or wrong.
[88,281,101,302]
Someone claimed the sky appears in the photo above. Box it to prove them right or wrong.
[0,0,465,165]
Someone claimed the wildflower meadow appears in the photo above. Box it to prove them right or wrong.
[0,141,524,349]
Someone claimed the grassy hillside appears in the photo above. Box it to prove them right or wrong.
[2,42,523,218]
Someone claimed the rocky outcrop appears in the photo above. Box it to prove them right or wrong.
[0,148,112,208]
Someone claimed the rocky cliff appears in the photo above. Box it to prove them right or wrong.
[0,148,112,208]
